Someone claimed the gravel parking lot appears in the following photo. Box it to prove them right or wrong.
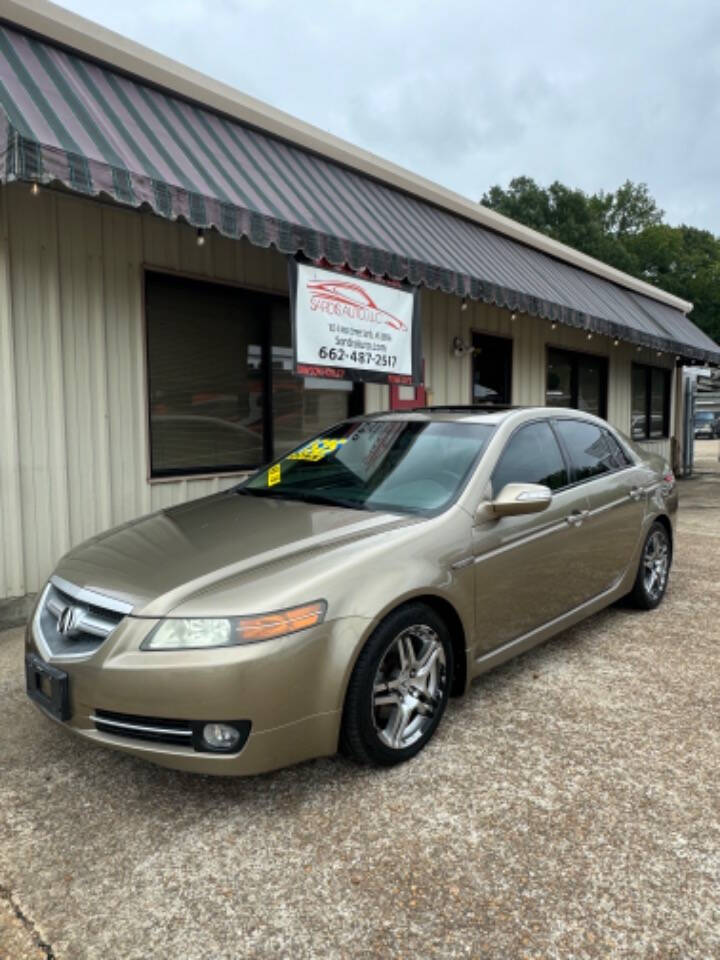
[2,445,719,960]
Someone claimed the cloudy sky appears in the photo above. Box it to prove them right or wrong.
[60,0,720,233]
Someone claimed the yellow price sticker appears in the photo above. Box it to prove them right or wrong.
[288,438,348,462]
[268,464,281,486]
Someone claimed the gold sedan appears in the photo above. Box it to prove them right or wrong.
[25,408,677,774]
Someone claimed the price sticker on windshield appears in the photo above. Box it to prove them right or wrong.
[288,438,348,462]
[268,464,281,487]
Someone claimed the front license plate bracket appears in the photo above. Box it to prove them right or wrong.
[25,653,71,722]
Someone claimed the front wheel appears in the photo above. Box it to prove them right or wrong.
[341,603,453,766]
[628,521,671,610]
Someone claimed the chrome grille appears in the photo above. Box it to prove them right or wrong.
[34,575,132,660]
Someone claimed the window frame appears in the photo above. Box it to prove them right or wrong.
[551,418,636,487]
[143,268,363,482]
[545,346,609,420]
[631,363,671,441]
[470,329,514,406]
[490,416,638,500]
[490,418,571,496]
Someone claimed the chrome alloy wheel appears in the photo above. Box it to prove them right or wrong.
[372,624,447,750]
[643,529,670,601]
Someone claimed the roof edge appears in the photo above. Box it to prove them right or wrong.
[4,0,693,316]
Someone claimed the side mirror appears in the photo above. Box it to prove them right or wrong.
[490,483,552,517]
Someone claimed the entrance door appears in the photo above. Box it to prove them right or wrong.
[472,333,512,405]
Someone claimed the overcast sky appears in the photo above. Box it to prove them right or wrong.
[60,0,720,234]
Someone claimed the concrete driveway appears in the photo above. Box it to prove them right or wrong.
[2,447,719,960]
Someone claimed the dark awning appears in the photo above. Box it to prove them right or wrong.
[1,22,717,362]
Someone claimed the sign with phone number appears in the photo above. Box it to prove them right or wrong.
[291,262,420,385]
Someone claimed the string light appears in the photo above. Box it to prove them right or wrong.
[551,321,558,330]
[586,332,593,340]
[613,339,620,347]
[510,312,517,322]
[196,228,206,246]
[30,182,39,196]
[460,297,468,312]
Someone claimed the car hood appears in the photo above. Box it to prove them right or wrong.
[54,491,417,617]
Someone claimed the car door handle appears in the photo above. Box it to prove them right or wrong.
[565,509,589,527]
[629,487,644,501]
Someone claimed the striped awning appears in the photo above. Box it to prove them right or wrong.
[0,22,718,362]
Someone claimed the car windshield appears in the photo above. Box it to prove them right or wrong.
[241,419,494,514]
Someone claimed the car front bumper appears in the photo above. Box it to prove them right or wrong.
[25,612,370,775]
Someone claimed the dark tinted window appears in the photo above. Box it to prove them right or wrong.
[631,365,647,440]
[145,272,354,477]
[546,348,608,418]
[492,421,568,495]
[555,420,617,481]
[604,430,632,468]
[650,369,668,439]
[631,364,670,440]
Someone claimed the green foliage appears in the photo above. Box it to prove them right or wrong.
[481,177,720,343]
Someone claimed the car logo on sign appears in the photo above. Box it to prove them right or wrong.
[57,605,81,636]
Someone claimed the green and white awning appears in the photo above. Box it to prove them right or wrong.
[0,21,717,362]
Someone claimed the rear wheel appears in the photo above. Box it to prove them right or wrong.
[341,603,453,766]
[628,521,671,610]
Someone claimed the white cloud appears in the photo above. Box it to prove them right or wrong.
[58,0,720,232]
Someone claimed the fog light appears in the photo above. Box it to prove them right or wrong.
[202,722,241,752]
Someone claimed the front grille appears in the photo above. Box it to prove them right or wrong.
[35,576,131,660]
[93,709,194,747]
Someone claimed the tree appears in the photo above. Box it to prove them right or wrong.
[481,177,719,343]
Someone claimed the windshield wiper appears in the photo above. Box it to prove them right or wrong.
[289,492,369,510]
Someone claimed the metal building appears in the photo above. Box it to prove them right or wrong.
[1,0,719,614]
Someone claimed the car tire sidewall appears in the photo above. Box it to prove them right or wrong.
[346,604,454,767]
[633,521,671,610]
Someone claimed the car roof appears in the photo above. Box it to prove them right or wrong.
[356,405,609,426]
[355,405,516,425]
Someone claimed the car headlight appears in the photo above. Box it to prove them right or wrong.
[141,601,327,650]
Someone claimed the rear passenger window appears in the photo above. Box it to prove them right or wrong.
[604,430,632,469]
[555,420,617,481]
[492,421,568,495]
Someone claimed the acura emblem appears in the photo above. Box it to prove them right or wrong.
[57,605,81,636]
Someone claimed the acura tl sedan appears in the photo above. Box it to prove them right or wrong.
[25,407,677,774]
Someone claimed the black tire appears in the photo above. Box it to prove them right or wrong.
[340,603,454,766]
[628,521,671,610]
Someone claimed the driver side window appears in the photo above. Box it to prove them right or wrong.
[492,421,568,496]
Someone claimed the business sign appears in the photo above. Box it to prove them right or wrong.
[289,262,421,385]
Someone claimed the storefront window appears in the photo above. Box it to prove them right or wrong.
[631,365,647,440]
[145,272,357,478]
[546,348,607,418]
[632,363,671,440]
[269,303,354,457]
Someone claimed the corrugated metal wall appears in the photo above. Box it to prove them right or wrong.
[0,183,676,600]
